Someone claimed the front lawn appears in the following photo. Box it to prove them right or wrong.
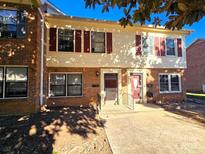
[186,93,205,100]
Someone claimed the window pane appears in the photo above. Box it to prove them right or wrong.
[67,85,82,96]
[5,82,27,97]
[50,85,66,96]
[142,36,153,55]
[6,67,27,81]
[0,68,3,98]
[67,74,82,96]
[0,10,17,38]
[50,74,66,96]
[91,32,105,53]
[67,74,82,85]
[160,75,169,92]
[166,38,175,56]
[50,74,66,85]
[58,29,74,51]
[171,75,180,91]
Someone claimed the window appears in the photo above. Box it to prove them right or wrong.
[58,29,74,51]
[166,38,175,56]
[159,75,169,92]
[0,67,28,98]
[50,74,66,96]
[170,75,180,91]
[49,73,82,97]
[67,74,82,96]
[159,74,181,93]
[142,36,153,55]
[5,67,28,97]
[0,9,26,39]
[91,32,105,53]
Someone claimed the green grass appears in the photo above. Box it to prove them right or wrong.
[186,93,205,100]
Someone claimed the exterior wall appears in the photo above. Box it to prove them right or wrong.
[45,67,100,107]
[147,69,186,104]
[45,16,187,69]
[184,40,205,93]
[45,67,185,107]
[0,2,41,115]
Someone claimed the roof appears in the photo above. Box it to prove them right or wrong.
[41,0,66,15]
[46,14,192,35]
[187,39,205,50]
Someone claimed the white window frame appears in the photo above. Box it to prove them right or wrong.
[165,37,177,57]
[57,28,77,53]
[141,35,154,55]
[0,65,28,99]
[49,72,83,98]
[159,73,182,93]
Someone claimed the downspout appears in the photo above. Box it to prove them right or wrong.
[38,8,44,106]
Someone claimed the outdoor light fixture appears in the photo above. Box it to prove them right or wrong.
[96,71,100,77]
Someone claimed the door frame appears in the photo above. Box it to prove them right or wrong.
[100,69,122,105]
[127,69,147,103]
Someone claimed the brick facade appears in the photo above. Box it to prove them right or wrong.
[0,2,41,114]
[184,39,205,93]
[45,68,185,107]
[147,69,186,104]
[45,67,100,107]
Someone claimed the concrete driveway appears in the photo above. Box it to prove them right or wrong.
[100,104,205,154]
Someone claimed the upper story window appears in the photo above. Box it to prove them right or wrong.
[58,29,74,52]
[166,38,175,56]
[91,32,105,53]
[0,9,26,39]
[142,36,153,55]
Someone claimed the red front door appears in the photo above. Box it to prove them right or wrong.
[130,74,142,100]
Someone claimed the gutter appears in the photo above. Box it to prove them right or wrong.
[38,8,45,106]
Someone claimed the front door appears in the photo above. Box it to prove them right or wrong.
[130,73,142,102]
[104,73,118,104]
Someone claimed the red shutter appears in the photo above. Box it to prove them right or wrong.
[49,28,56,51]
[84,31,90,53]
[177,38,182,57]
[136,35,142,55]
[154,37,160,56]
[160,37,166,56]
[75,30,82,52]
[107,32,112,54]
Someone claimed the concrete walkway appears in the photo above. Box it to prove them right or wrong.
[100,104,205,154]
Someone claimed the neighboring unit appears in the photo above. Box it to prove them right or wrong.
[184,39,205,93]
[0,0,43,114]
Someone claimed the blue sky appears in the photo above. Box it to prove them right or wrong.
[50,0,205,47]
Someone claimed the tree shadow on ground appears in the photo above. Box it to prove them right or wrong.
[0,106,106,154]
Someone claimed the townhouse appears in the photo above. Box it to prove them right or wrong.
[184,39,205,93]
[44,15,190,109]
[0,0,191,114]
[0,0,43,114]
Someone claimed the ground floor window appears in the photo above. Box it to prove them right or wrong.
[49,73,82,97]
[0,66,28,98]
[159,74,181,93]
